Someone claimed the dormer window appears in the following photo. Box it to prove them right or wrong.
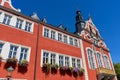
[25,22,32,32]
[16,18,23,29]
[3,14,12,25]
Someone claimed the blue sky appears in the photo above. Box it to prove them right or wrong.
[12,0,120,63]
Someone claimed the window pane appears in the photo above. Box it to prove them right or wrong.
[16,18,23,29]
[69,37,73,45]
[87,49,95,69]
[43,52,49,63]
[74,39,78,47]
[59,55,63,66]
[97,53,103,67]
[77,59,81,68]
[72,58,76,67]
[51,31,56,39]
[51,54,56,64]
[63,35,68,43]
[3,14,12,25]
[25,22,31,32]
[44,28,49,37]
[65,57,69,67]
[8,45,18,58]
[58,33,62,41]
[0,43,4,54]
[19,48,28,61]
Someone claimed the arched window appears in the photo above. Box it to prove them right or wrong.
[96,53,103,67]
[103,56,110,69]
[87,49,95,69]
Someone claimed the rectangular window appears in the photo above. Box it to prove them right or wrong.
[63,35,68,43]
[8,45,18,58]
[51,31,56,39]
[74,39,78,47]
[3,14,12,25]
[16,18,23,29]
[43,52,49,64]
[58,33,62,41]
[72,58,76,67]
[44,28,49,37]
[65,57,69,67]
[69,37,73,45]
[19,48,28,61]
[0,43,4,54]
[59,55,63,67]
[50,54,56,65]
[25,22,32,32]
[77,59,81,68]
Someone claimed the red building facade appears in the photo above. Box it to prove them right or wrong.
[0,0,117,80]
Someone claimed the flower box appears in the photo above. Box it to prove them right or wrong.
[6,57,18,64]
[19,59,28,67]
[51,64,58,70]
[42,63,51,73]
[79,68,84,75]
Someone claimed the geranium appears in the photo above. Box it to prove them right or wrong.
[79,68,84,73]
[51,64,58,70]
[19,59,28,67]
[7,57,18,64]
[43,63,51,73]
[73,67,79,73]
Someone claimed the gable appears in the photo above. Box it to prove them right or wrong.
[81,18,108,50]
[0,0,20,12]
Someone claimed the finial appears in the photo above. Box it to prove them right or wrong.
[88,13,92,20]
[30,12,40,20]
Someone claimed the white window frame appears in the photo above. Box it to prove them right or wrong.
[16,18,23,29]
[86,48,96,69]
[19,47,28,61]
[41,50,82,68]
[8,45,18,58]
[63,35,68,44]
[96,52,103,68]
[69,37,73,45]
[51,30,56,40]
[58,33,62,41]
[25,21,32,32]
[44,28,49,38]
[3,14,12,25]
[103,54,111,69]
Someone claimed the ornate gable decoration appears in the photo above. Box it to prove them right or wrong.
[0,0,21,12]
[81,18,107,49]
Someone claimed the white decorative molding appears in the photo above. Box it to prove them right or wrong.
[108,52,118,80]
[0,0,21,12]
[80,39,89,80]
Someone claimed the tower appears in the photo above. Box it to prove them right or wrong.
[75,10,85,35]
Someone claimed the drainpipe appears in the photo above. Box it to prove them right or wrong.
[34,22,40,80]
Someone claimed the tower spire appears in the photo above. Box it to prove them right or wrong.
[75,10,85,35]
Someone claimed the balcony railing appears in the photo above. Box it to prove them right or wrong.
[96,67,115,75]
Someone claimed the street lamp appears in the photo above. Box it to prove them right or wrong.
[7,66,14,80]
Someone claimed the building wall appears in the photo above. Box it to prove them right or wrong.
[35,24,85,80]
[0,8,39,80]
[0,2,116,80]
